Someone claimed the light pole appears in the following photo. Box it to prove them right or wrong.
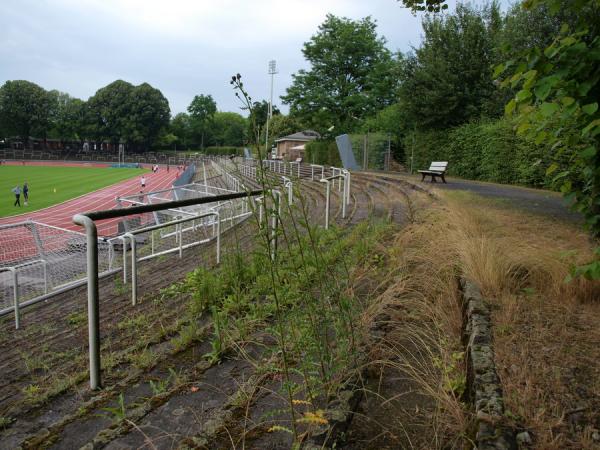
[265,60,278,156]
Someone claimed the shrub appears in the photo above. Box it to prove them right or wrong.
[305,140,341,166]
[405,118,572,188]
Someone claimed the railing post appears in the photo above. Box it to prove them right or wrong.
[125,233,137,306]
[72,214,102,390]
[10,268,19,330]
[122,236,128,282]
[178,223,183,258]
[42,259,48,294]
[215,211,221,264]
[345,170,351,205]
[320,179,330,230]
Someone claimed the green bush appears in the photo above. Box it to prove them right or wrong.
[305,140,341,166]
[405,118,568,188]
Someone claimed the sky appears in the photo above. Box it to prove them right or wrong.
[0,0,513,116]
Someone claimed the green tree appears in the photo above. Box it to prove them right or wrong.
[47,90,87,140]
[170,112,192,149]
[498,0,600,277]
[188,94,217,149]
[86,80,135,144]
[86,80,170,150]
[397,0,448,13]
[267,114,303,147]
[211,111,247,147]
[0,80,52,145]
[124,83,170,149]
[281,14,398,135]
[398,3,502,130]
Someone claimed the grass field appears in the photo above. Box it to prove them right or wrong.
[0,165,148,218]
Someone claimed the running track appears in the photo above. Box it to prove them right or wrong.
[0,162,180,236]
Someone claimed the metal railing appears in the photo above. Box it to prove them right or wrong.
[73,189,263,390]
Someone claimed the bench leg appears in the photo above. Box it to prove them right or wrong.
[431,175,437,183]
[421,173,425,181]
[441,173,446,184]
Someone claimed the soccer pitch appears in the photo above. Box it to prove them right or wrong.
[0,165,148,218]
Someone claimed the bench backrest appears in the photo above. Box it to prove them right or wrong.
[429,161,448,172]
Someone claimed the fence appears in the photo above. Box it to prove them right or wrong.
[0,221,113,327]
[74,189,264,389]
[0,167,250,328]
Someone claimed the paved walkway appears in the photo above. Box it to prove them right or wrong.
[371,172,582,225]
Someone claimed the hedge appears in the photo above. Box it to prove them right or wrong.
[305,140,342,167]
[405,118,567,188]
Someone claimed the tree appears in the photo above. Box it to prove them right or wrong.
[86,80,135,143]
[281,14,398,135]
[498,0,600,277]
[187,94,217,149]
[211,112,247,147]
[267,114,303,147]
[397,0,448,13]
[86,80,170,150]
[170,113,192,149]
[398,3,502,130]
[0,80,52,145]
[47,90,87,140]
[124,83,170,149]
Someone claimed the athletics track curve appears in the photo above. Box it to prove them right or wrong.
[0,161,180,236]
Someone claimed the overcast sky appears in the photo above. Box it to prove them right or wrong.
[0,0,513,116]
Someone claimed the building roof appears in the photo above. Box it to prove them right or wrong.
[275,130,320,143]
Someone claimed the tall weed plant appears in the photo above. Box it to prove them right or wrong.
[180,74,396,444]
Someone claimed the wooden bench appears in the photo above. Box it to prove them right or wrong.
[418,161,448,183]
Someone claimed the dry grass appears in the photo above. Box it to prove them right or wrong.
[353,196,470,449]
[438,190,600,449]
[356,189,600,449]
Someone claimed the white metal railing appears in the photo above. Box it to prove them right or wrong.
[73,189,264,389]
[124,211,220,305]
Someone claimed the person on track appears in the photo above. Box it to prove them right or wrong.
[23,182,29,206]
[12,185,21,207]
[141,176,146,190]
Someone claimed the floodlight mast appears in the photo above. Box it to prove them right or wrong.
[265,60,278,155]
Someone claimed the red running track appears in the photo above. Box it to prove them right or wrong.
[0,162,180,236]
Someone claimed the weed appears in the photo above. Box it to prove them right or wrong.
[171,321,199,352]
[0,416,13,429]
[114,277,127,296]
[204,306,228,364]
[118,313,148,331]
[20,350,48,374]
[130,348,155,370]
[67,311,86,327]
[22,384,41,403]
[102,393,127,422]
[149,377,170,396]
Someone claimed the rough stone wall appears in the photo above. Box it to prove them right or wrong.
[462,278,516,450]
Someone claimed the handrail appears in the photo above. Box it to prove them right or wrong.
[73,189,264,390]
[123,211,221,306]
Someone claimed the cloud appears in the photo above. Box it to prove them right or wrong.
[0,0,512,115]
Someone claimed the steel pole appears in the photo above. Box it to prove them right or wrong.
[73,214,101,390]
[320,179,330,229]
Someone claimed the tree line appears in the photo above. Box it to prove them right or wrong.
[0,80,293,152]
[277,0,598,276]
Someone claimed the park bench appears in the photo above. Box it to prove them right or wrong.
[418,161,448,183]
